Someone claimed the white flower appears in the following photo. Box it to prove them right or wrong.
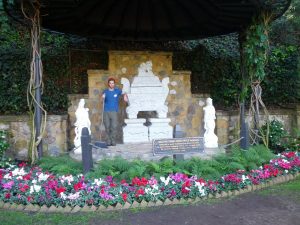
[30,184,41,193]
[12,168,26,176]
[4,173,12,179]
[16,176,23,180]
[38,173,49,182]
[92,178,104,186]
[60,193,67,200]
[285,170,289,174]
[242,175,249,182]
[32,179,37,184]
[152,185,159,190]
[195,182,206,196]
[67,192,80,200]
[160,176,170,186]
[145,187,160,196]
[60,175,74,185]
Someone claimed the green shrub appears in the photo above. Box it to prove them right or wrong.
[260,119,288,153]
[37,156,82,175]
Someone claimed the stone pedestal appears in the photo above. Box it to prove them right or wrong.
[123,119,149,143]
[149,118,173,141]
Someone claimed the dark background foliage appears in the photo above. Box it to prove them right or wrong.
[0,1,299,115]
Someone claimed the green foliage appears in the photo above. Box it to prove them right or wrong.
[79,145,275,181]
[0,4,70,115]
[37,156,82,175]
[262,45,300,105]
[260,119,288,153]
[284,128,300,152]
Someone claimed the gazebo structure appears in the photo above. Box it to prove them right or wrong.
[3,0,291,159]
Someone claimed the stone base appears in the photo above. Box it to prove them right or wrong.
[123,118,149,143]
[204,133,218,148]
[149,118,173,141]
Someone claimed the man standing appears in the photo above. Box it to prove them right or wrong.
[102,77,128,146]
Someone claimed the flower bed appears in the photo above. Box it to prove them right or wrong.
[0,152,299,210]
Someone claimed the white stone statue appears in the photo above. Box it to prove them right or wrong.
[121,61,172,143]
[73,99,91,154]
[203,98,218,148]
[121,61,170,119]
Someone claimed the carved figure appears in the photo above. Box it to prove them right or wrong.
[73,99,91,154]
[203,98,218,148]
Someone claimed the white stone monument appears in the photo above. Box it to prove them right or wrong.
[121,61,173,143]
[203,98,218,148]
[73,99,91,154]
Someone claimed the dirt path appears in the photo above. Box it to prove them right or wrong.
[91,192,300,225]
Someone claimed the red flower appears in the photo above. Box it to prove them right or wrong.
[284,152,296,159]
[197,178,206,185]
[19,183,30,192]
[55,186,66,195]
[140,177,148,186]
[18,162,27,168]
[135,188,145,197]
[27,196,32,202]
[122,193,128,202]
[5,192,11,199]
[131,177,141,186]
[264,164,271,169]
[109,182,117,187]
[73,182,83,192]
[23,173,32,181]
[181,181,191,194]
[120,179,129,186]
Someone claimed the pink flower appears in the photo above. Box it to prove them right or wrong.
[171,173,188,182]
[2,181,14,190]
[148,176,158,186]
[100,190,114,200]
[168,188,177,197]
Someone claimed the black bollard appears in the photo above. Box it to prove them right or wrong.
[81,127,93,174]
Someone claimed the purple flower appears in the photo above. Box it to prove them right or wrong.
[105,176,113,183]
[2,181,14,190]
[100,191,114,200]
[170,173,187,182]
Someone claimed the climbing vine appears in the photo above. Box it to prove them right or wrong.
[241,12,273,146]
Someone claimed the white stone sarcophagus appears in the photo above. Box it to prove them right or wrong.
[121,61,173,143]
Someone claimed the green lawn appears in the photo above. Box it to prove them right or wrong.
[259,175,300,202]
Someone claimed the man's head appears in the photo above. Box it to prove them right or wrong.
[107,77,115,89]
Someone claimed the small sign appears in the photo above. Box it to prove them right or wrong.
[152,137,204,155]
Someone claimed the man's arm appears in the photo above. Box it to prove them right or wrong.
[123,93,128,102]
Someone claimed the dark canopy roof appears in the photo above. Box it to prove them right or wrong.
[3,0,291,41]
